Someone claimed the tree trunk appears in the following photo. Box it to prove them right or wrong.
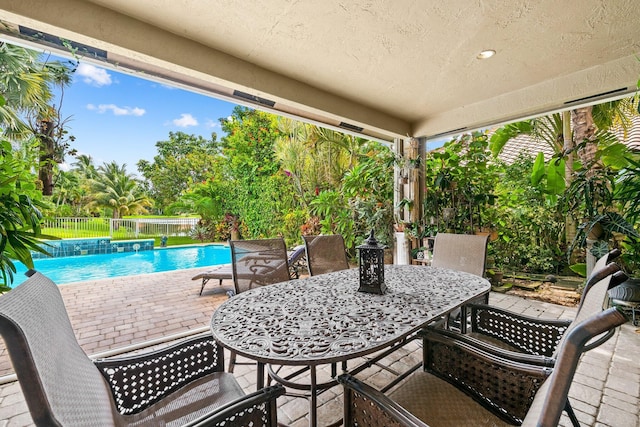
[572,106,597,165]
[563,111,576,249]
[571,106,599,270]
[37,119,56,196]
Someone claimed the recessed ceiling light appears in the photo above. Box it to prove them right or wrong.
[477,49,496,59]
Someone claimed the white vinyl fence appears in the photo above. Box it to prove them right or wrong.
[43,217,200,239]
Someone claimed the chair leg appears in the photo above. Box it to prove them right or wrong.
[565,400,580,427]
[229,350,237,373]
[199,278,209,296]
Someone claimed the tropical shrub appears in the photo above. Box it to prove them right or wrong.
[491,154,565,273]
[561,138,638,263]
[0,137,51,288]
[423,131,500,234]
[342,141,395,247]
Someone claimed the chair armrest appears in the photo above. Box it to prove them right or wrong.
[183,384,285,427]
[583,328,616,352]
[420,329,552,425]
[95,335,224,415]
[468,303,572,357]
[427,327,556,367]
[337,374,428,427]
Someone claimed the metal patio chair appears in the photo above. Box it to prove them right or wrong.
[430,232,490,328]
[0,270,284,427]
[303,234,350,276]
[430,232,489,278]
[228,237,291,373]
[338,305,629,427]
[427,250,625,427]
[193,243,306,295]
[229,238,291,295]
[439,249,625,367]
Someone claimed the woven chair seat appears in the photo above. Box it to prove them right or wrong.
[465,331,522,352]
[122,373,244,426]
[389,372,511,427]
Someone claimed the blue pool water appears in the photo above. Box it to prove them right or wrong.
[12,244,231,286]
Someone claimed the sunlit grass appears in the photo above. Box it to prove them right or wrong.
[41,217,210,247]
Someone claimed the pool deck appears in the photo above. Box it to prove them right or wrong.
[0,268,638,426]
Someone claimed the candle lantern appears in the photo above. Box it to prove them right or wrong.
[356,230,387,294]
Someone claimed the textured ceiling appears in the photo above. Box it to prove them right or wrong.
[1,0,639,141]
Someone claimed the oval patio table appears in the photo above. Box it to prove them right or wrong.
[210,265,490,427]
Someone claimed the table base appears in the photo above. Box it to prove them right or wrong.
[266,363,342,427]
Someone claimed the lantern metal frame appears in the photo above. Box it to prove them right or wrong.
[356,230,386,294]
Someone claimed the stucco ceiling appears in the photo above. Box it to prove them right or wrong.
[1,0,639,142]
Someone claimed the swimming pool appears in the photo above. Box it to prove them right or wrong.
[12,244,231,286]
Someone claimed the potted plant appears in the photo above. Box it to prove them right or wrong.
[487,261,510,292]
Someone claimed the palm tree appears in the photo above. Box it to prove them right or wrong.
[274,118,363,201]
[0,42,76,195]
[88,162,153,218]
[53,169,80,207]
[73,154,98,179]
[489,95,639,263]
[0,43,51,137]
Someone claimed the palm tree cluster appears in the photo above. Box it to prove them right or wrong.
[54,156,152,218]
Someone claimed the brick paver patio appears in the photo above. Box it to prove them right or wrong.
[0,268,637,426]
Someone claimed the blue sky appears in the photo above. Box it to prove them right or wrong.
[57,61,238,176]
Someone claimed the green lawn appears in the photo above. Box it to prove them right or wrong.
[41,217,207,247]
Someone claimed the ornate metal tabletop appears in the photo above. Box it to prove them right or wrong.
[210,265,490,366]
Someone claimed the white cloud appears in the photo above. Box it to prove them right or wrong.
[205,119,219,129]
[173,113,198,127]
[76,63,112,86]
[86,103,146,116]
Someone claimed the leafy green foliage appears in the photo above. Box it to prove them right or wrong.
[219,107,295,239]
[530,153,565,203]
[0,138,52,288]
[423,131,500,234]
[137,132,220,212]
[342,142,395,247]
[489,121,532,156]
[491,154,565,273]
[569,263,587,277]
[615,153,640,224]
[562,137,639,265]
